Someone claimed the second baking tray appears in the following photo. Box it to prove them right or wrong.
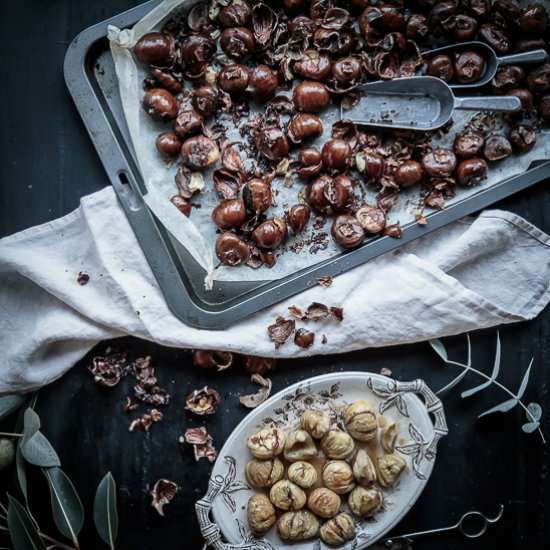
[64,0,550,329]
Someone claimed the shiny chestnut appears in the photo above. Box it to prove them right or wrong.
[192,86,219,118]
[170,195,192,217]
[286,204,311,233]
[174,110,203,139]
[180,135,220,169]
[322,139,352,172]
[247,65,278,103]
[293,81,330,113]
[212,199,248,230]
[252,217,288,249]
[142,88,178,122]
[454,51,485,84]
[332,57,363,84]
[506,88,534,116]
[483,135,512,161]
[218,0,252,27]
[406,14,429,40]
[427,55,454,82]
[325,174,356,212]
[283,0,306,11]
[134,32,175,67]
[479,24,509,56]
[355,205,386,234]
[294,51,333,81]
[307,175,332,212]
[181,35,216,75]
[378,4,406,32]
[218,64,251,95]
[255,128,289,161]
[314,29,354,57]
[215,232,250,266]
[242,179,272,213]
[491,66,525,94]
[220,27,255,59]
[422,148,457,177]
[297,148,323,177]
[518,4,548,36]
[361,151,385,182]
[456,158,488,186]
[452,15,478,41]
[507,124,537,152]
[394,161,424,187]
[331,215,365,249]
[527,64,550,95]
[539,96,550,121]
[287,113,324,144]
[156,132,181,156]
[453,130,485,159]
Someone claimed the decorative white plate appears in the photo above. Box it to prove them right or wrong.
[196,372,448,549]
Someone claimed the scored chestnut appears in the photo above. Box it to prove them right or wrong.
[242,179,272,213]
[247,65,279,103]
[506,88,534,117]
[422,148,457,177]
[181,35,216,75]
[452,15,478,42]
[294,51,333,81]
[428,55,454,82]
[134,32,175,67]
[287,113,324,144]
[394,161,424,188]
[332,57,363,84]
[454,51,485,84]
[518,3,548,36]
[325,174,356,212]
[355,205,386,234]
[296,148,323,177]
[306,175,332,212]
[192,86,219,118]
[218,63,251,95]
[456,158,488,186]
[218,0,252,27]
[331,215,365,249]
[180,135,220,169]
[142,88,178,122]
[156,132,181,156]
[483,135,512,162]
[360,151,385,182]
[322,139,352,172]
[293,81,331,113]
[286,204,311,233]
[215,232,250,266]
[252,217,288,249]
[406,14,429,40]
[453,129,485,159]
[255,127,289,161]
[174,110,203,139]
[220,27,255,59]
[211,199,247,230]
[507,124,537,152]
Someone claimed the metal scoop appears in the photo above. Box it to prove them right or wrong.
[424,41,548,89]
[343,76,521,131]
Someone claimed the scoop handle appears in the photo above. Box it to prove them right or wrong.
[454,96,521,112]
[497,49,548,66]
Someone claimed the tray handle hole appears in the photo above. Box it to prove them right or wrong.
[116,170,141,212]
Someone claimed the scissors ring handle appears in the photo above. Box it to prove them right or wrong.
[458,505,504,538]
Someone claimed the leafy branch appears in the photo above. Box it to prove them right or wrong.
[429,332,545,444]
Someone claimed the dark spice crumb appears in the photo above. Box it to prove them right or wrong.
[77,272,89,285]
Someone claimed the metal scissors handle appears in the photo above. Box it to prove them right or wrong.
[383,504,504,545]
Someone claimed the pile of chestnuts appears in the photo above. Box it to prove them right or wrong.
[244,402,406,545]
[132,0,550,268]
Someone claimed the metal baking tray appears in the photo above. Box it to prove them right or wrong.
[64,0,550,329]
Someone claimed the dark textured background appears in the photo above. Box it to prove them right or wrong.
[0,1,549,549]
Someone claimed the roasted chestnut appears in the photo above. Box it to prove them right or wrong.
[181,35,216,75]
[406,14,429,40]
[297,148,323,177]
[142,88,178,122]
[134,32,175,67]
[307,175,332,212]
[468,0,491,18]
[518,3,548,36]
[287,113,324,144]
[247,65,278,103]
[325,174,356,212]
[212,199,247,229]
[243,179,272,213]
[294,51,333,81]
[483,135,512,161]
[539,95,550,121]
[452,14,478,42]
[378,4,406,32]
[293,81,330,113]
[174,110,203,139]
[218,64,251,95]
[394,160,424,187]
[215,232,250,266]
[283,0,306,11]
[359,151,385,182]
[220,27,255,59]
[422,148,457,177]
[513,39,547,53]
[288,15,316,40]
[252,217,288,249]
[218,0,252,27]
[192,349,233,370]
[149,67,182,94]
[454,51,485,84]
[491,66,525,94]
[332,57,363,84]
[255,128,289,161]
[507,124,537,152]
[170,195,191,217]
[192,86,219,118]
[527,64,550,95]
[428,2,457,35]
[180,135,220,169]
[314,29,355,57]
[286,204,311,233]
[156,132,181,156]
[456,158,488,186]
[427,54,454,82]
[331,215,365,249]
[322,139,352,172]
[478,23,509,56]
[355,205,386,234]
[453,129,485,159]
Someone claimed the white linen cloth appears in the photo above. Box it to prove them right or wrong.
[1,185,549,394]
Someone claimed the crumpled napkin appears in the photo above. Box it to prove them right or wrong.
[1,185,549,394]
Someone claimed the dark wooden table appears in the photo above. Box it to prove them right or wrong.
[1,1,549,549]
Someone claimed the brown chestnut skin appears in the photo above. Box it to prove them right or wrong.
[149,67,182,94]
[491,66,525,94]
[142,88,178,122]
[479,24,509,56]
[428,54,454,82]
[326,175,356,212]
[282,0,306,11]
[180,135,220,169]
[255,128,289,161]
[286,204,311,233]
[293,81,330,113]
[331,215,365,249]
[518,4,548,36]
[527,64,550,96]
[181,35,216,75]
[453,130,485,159]
[428,2,457,35]
[174,110,203,139]
[422,148,457,177]
[332,57,363,84]
[314,29,355,57]
[355,205,386,234]
[456,158,488,186]
[134,32,175,67]
[406,14,429,40]
[192,350,234,370]
[218,64,251,95]
[156,132,181,156]
[539,96,550,121]
[287,114,324,144]
[294,51,333,81]
[215,232,250,266]
[192,86,219,118]
[507,124,537,152]
[252,217,288,249]
[506,89,534,116]
[483,135,512,162]
[212,199,247,230]
[454,51,485,84]
[170,195,192,217]
[322,139,352,172]
[307,175,332,212]
[218,0,252,27]
[395,161,424,188]
[297,148,323,177]
[362,152,385,182]
[247,65,278,103]
[220,27,255,59]
[452,14,478,42]
[242,179,272,213]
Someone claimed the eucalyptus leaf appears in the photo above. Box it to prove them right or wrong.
[429,339,448,362]
[7,495,47,550]
[526,402,542,422]
[436,366,469,396]
[522,421,540,433]
[15,443,27,501]
[0,395,25,422]
[21,409,40,442]
[478,397,518,418]
[94,472,118,549]
[21,409,60,468]
[43,467,84,545]
[461,332,501,398]
[516,359,533,400]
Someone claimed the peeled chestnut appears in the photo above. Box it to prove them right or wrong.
[218,64,251,95]
[294,51,333,81]
[243,179,272,213]
[507,124,537,152]
[539,96,550,121]
[325,175,356,212]
[456,158,488,186]
[134,32,175,67]
[247,65,278,103]
[218,0,252,27]
[483,135,512,162]
[331,215,365,249]
[307,175,332,212]
[286,204,311,233]
[156,132,181,156]
[332,57,363,84]
[287,114,324,144]
[428,54,454,82]
[355,205,386,234]
[192,86,219,118]
[422,148,457,177]
[181,35,216,75]
[174,110,203,139]
[297,148,323,177]
[252,217,288,249]
[454,130,485,159]
[215,232,250,266]
[142,88,178,122]
[322,139,352,172]
[518,3,548,36]
[180,135,220,169]
[454,51,485,84]
[394,160,424,187]
[212,199,247,229]
[220,27,255,59]
[293,81,330,113]
[255,128,289,161]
